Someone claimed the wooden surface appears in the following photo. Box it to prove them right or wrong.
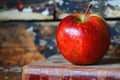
[0,10,53,21]
[0,66,22,80]
[22,55,120,80]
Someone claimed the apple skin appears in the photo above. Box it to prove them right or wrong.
[56,14,110,65]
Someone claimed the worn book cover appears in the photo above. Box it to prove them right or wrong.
[22,55,120,80]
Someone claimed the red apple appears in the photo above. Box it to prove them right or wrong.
[17,0,24,11]
[56,5,110,65]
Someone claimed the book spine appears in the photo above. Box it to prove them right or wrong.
[22,66,120,80]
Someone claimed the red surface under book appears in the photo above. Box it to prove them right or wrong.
[22,55,120,80]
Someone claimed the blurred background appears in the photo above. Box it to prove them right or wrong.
[0,0,120,80]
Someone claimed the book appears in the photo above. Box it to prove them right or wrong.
[22,55,120,80]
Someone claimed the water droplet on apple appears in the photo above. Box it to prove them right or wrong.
[84,29,87,32]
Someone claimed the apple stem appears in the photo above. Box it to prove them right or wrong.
[84,4,92,16]
[80,4,92,23]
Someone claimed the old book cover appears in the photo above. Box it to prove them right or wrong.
[22,55,120,80]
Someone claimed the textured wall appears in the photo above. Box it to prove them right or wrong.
[0,0,120,66]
